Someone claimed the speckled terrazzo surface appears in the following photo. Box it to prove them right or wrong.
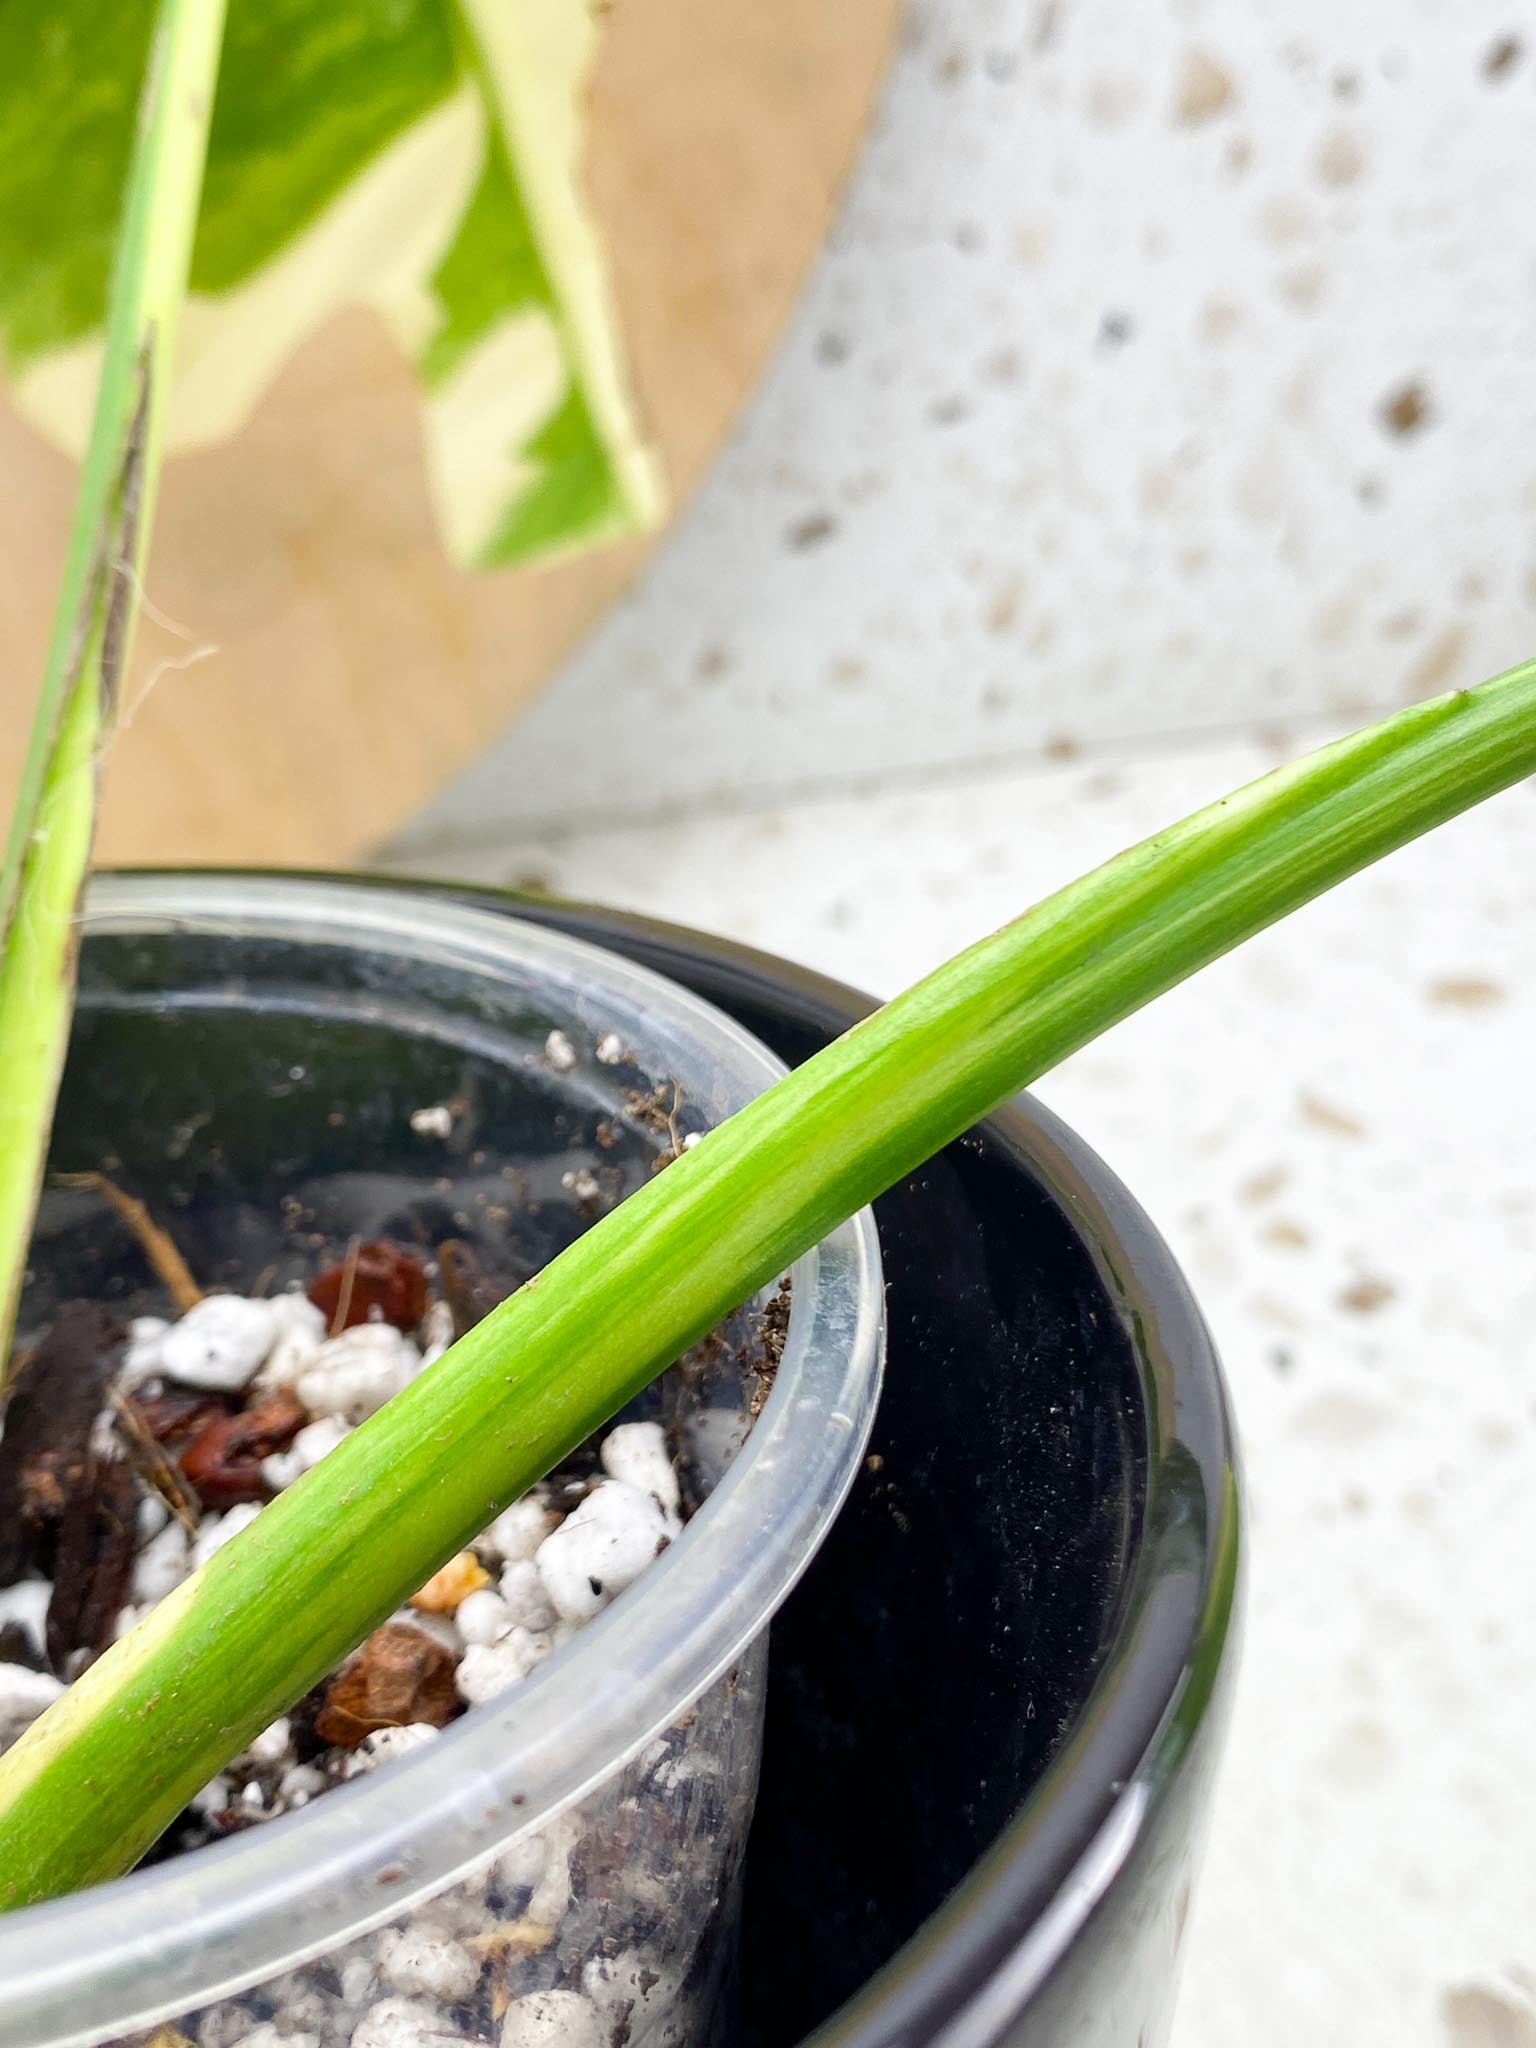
[397,0,1536,853]
[389,746,1536,2048]
[384,4,1536,2042]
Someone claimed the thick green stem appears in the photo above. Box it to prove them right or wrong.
[0,0,227,1369]
[1,659,1533,1902]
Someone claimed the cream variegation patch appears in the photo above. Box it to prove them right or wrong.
[460,0,663,533]
[13,91,484,458]
[418,310,567,566]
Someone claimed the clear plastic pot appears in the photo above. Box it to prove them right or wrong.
[3,874,885,2048]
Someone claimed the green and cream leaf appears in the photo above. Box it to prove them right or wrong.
[0,0,660,571]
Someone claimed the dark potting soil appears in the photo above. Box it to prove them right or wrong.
[0,1221,785,1873]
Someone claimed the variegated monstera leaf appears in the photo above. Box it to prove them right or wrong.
[0,0,662,569]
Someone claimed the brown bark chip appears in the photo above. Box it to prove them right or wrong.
[308,1242,428,1331]
[180,1394,307,1508]
[314,1622,460,1747]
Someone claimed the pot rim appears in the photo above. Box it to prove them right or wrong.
[0,874,886,2048]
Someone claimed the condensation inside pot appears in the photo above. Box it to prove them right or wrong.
[17,934,778,2048]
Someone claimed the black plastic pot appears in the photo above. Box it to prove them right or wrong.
[429,881,1244,2048]
[40,870,1239,2048]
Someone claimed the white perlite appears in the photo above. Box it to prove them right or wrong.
[295,1326,421,1422]
[497,1559,556,1632]
[268,1293,328,1345]
[0,1662,64,1743]
[599,1422,681,1517]
[245,1716,291,1766]
[160,1295,279,1391]
[522,1816,576,1929]
[490,1832,546,1896]
[255,1293,328,1389]
[265,1984,337,2035]
[583,1950,683,2039]
[478,1496,553,1564]
[375,1927,481,2003]
[350,1997,470,2047]
[0,1578,51,1654]
[534,1481,676,1624]
[340,1724,441,1779]
[453,1589,516,1648]
[190,1775,231,1821]
[543,1029,578,1072]
[131,1521,190,1604]
[499,1990,606,2048]
[118,1315,169,1393]
[197,2011,261,2048]
[279,1762,326,1807]
[338,1957,376,2006]
[454,1627,552,1705]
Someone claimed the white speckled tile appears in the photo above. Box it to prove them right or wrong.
[384,733,1536,2048]
[396,0,1536,858]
